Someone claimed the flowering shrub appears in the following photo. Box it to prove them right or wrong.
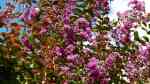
[0,0,150,84]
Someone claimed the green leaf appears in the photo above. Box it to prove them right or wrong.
[76,2,86,8]
[134,31,140,41]
[70,15,79,22]
[141,21,147,28]
[15,19,24,25]
[139,80,144,84]
[147,31,150,34]
[75,7,84,13]
[29,35,34,44]
[20,29,26,37]
[69,80,78,84]
[143,36,149,42]
[149,24,150,29]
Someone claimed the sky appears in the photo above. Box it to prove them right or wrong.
[109,0,150,20]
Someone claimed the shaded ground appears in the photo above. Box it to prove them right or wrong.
[0,60,19,84]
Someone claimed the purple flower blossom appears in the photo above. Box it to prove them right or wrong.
[87,57,99,69]
[65,44,75,54]
[64,28,76,45]
[60,66,70,73]
[91,17,97,28]
[64,0,76,24]
[30,6,39,17]
[125,62,139,80]
[122,20,134,29]
[111,28,130,44]
[39,28,48,34]
[19,8,30,21]
[55,46,63,56]
[21,36,32,50]
[129,0,145,12]
[138,43,150,63]
[89,68,101,79]
[82,48,93,53]
[86,58,109,81]
[104,52,121,69]
[93,0,110,15]
[75,17,93,41]
[66,54,78,61]
[75,17,89,29]
[139,43,150,56]
[80,31,89,39]
[19,6,39,23]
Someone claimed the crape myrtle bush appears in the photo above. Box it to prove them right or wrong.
[0,0,150,84]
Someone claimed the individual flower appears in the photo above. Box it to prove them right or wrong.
[66,54,78,61]
[75,17,93,41]
[60,66,70,74]
[64,44,75,54]
[82,47,93,53]
[21,36,32,50]
[54,46,63,56]
[104,52,121,69]
[80,31,89,39]
[138,43,150,56]
[30,6,40,17]
[87,57,99,69]
[39,27,48,34]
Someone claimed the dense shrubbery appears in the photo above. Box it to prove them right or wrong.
[0,0,150,84]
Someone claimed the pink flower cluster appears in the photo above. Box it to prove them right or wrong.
[1,0,150,83]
